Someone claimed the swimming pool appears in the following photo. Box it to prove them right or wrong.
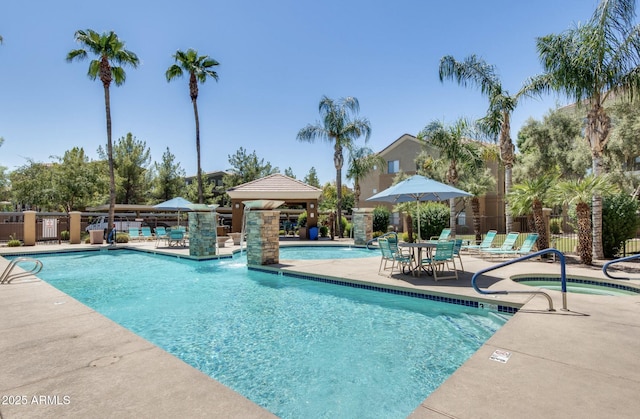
[511,275,640,296]
[23,250,509,418]
[278,245,378,260]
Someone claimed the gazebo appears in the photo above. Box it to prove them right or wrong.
[226,174,322,233]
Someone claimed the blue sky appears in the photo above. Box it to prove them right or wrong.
[1,0,603,185]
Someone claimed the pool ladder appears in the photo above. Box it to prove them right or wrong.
[471,249,568,312]
[602,254,640,280]
[0,257,43,284]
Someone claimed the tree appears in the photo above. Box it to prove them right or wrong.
[508,176,556,252]
[515,110,590,182]
[418,118,482,237]
[346,146,385,206]
[284,167,296,178]
[439,55,527,233]
[297,96,371,238]
[528,0,640,259]
[166,48,220,204]
[303,167,321,188]
[9,161,57,211]
[459,168,496,243]
[223,147,279,189]
[99,133,151,204]
[67,29,139,230]
[53,147,107,212]
[151,147,186,203]
[0,138,9,202]
[550,175,616,264]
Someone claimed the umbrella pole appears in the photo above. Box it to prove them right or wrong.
[416,199,421,242]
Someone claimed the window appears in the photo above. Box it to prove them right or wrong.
[388,160,399,174]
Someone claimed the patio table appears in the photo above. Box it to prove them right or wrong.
[399,242,438,276]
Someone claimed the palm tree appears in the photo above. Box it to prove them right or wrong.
[418,118,482,237]
[550,175,616,264]
[297,96,371,238]
[459,168,496,243]
[508,176,555,253]
[439,55,526,233]
[528,0,640,259]
[166,49,220,204]
[346,146,385,206]
[66,29,139,231]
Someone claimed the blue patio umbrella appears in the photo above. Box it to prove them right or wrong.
[153,197,193,226]
[366,175,471,240]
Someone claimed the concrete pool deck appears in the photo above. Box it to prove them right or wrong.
[1,239,640,418]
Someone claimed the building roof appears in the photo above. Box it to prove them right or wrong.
[377,133,421,157]
[226,174,322,200]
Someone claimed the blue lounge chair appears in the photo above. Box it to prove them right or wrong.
[462,230,497,253]
[484,233,539,258]
[128,227,141,241]
[140,226,154,241]
[154,227,168,248]
[481,232,521,257]
[428,228,451,243]
[167,230,186,247]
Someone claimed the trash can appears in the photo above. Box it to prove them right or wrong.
[89,229,103,245]
[309,226,319,240]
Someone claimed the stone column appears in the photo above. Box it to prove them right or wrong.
[23,211,36,246]
[352,208,374,246]
[188,212,217,257]
[69,211,81,244]
[246,210,280,265]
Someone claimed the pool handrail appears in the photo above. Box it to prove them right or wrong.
[471,248,568,312]
[366,231,398,250]
[0,257,43,284]
[602,254,640,280]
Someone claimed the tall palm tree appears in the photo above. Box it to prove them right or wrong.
[166,48,220,204]
[508,176,555,252]
[459,168,496,243]
[527,0,640,259]
[550,175,616,264]
[66,29,139,231]
[439,55,527,233]
[346,146,385,206]
[418,118,482,237]
[297,96,371,238]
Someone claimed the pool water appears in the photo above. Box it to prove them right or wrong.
[26,250,508,419]
[278,245,377,260]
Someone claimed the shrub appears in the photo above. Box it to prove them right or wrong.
[602,194,640,258]
[7,234,21,247]
[373,206,390,233]
[297,211,307,228]
[341,217,349,236]
[372,231,385,238]
[60,230,70,240]
[412,202,448,240]
[115,233,129,243]
[550,218,562,235]
[319,225,328,237]
[401,231,417,242]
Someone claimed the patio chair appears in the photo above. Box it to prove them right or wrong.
[481,232,520,258]
[140,226,154,241]
[483,233,538,258]
[128,227,141,241]
[452,238,464,271]
[461,230,497,253]
[428,228,451,243]
[167,230,186,247]
[154,227,168,248]
[378,237,414,277]
[421,240,457,281]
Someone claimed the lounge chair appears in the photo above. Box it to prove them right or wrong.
[154,227,168,248]
[378,237,414,277]
[481,232,520,257]
[421,240,457,281]
[128,227,141,241]
[428,228,451,243]
[140,226,154,241]
[462,230,497,253]
[483,233,539,258]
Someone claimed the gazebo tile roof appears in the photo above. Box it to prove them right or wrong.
[227,174,321,193]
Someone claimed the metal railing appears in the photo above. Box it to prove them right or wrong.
[0,257,43,284]
[471,249,568,312]
[602,254,640,280]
